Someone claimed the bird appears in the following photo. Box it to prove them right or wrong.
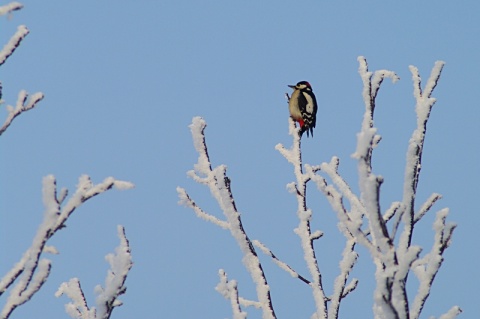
[287,81,318,137]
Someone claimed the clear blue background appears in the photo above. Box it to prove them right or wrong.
[1,1,478,318]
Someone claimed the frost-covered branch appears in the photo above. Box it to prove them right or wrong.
[55,278,95,319]
[414,193,442,225]
[178,117,276,319]
[327,239,358,319]
[355,56,409,319]
[1,7,133,318]
[215,270,248,319]
[0,12,43,136]
[56,225,133,319]
[313,159,376,253]
[398,61,445,249]
[0,176,133,319]
[177,187,230,230]
[392,60,459,319]
[436,306,462,319]
[276,118,328,318]
[0,24,29,66]
[252,240,311,285]
[0,90,44,136]
[409,209,457,319]
[317,157,366,221]
[0,2,23,17]
[179,57,458,319]
[95,225,133,319]
[313,58,454,319]
[328,57,457,319]
[355,56,398,249]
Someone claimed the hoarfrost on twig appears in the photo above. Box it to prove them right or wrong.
[215,270,248,319]
[0,176,133,319]
[0,90,44,136]
[0,2,23,17]
[56,226,133,319]
[179,117,276,319]
[253,240,311,285]
[0,24,29,66]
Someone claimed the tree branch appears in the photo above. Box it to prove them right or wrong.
[356,56,404,319]
[252,240,311,285]
[398,61,445,249]
[0,90,44,136]
[179,117,276,319]
[215,270,248,319]
[409,209,458,319]
[0,2,23,17]
[276,118,328,318]
[0,24,29,66]
[0,176,133,319]
[56,226,133,319]
[328,239,358,319]
[177,187,230,230]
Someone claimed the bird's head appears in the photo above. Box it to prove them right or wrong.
[288,81,312,91]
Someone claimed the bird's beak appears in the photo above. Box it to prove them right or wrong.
[288,85,295,89]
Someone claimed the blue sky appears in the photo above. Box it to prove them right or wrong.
[1,1,479,318]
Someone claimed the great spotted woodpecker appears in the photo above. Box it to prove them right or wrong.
[287,81,318,138]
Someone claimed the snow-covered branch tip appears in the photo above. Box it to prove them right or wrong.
[0,2,23,17]
[55,278,95,319]
[53,175,134,231]
[0,24,29,66]
[215,270,248,319]
[355,56,398,159]
[95,225,132,319]
[188,116,212,180]
[0,90,44,136]
[437,306,462,319]
[414,193,442,224]
[357,56,399,124]
[176,187,230,230]
[398,60,447,251]
[56,226,133,319]
[410,61,445,100]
